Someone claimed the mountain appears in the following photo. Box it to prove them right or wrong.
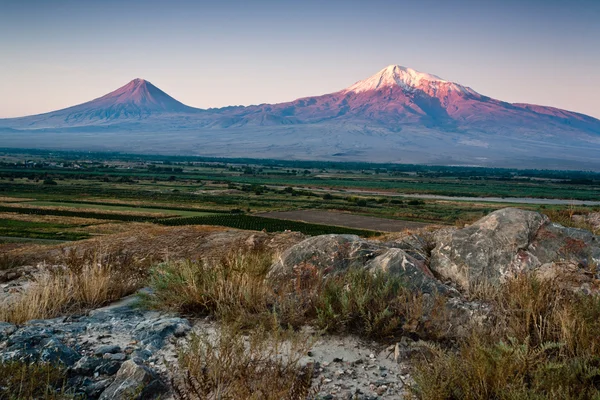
[4,78,200,129]
[1,66,599,169]
[228,65,598,132]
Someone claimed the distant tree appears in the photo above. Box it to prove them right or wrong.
[43,178,57,185]
[323,193,333,200]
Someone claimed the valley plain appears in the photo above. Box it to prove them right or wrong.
[1,148,599,244]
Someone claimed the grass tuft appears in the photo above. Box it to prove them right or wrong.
[0,361,71,399]
[0,249,148,324]
[172,324,315,400]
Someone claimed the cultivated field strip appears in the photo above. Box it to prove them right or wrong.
[0,205,163,222]
[157,214,380,237]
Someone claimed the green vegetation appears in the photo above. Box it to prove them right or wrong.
[144,250,447,341]
[0,219,90,241]
[156,214,380,236]
[0,149,598,241]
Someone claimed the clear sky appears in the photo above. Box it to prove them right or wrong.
[1,0,599,118]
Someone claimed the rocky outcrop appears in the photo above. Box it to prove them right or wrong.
[430,208,600,292]
[365,248,456,295]
[268,234,455,295]
[0,299,190,399]
[269,234,386,280]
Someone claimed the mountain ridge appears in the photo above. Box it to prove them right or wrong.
[1,65,599,170]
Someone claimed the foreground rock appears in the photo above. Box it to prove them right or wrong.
[269,234,386,279]
[269,234,455,295]
[365,248,456,296]
[430,208,600,292]
[0,296,190,399]
[99,359,166,400]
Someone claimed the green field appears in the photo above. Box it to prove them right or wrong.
[157,214,379,237]
[0,219,90,241]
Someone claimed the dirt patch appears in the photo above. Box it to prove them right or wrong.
[257,210,431,232]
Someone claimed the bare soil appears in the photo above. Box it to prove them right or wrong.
[257,210,431,232]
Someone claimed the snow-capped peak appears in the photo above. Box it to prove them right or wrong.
[343,65,473,95]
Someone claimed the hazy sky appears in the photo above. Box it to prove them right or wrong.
[1,0,599,118]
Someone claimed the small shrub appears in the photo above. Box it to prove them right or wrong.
[314,269,449,340]
[0,253,29,271]
[172,325,314,400]
[143,250,274,327]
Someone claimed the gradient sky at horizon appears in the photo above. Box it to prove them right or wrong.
[0,0,599,118]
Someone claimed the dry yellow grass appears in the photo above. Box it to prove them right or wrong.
[3,225,302,270]
[173,325,315,400]
[0,252,146,324]
[412,272,600,399]
[146,248,450,341]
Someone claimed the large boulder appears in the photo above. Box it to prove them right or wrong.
[430,208,600,291]
[99,359,166,400]
[268,234,385,280]
[365,248,456,296]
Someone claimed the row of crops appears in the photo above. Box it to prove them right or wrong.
[0,205,162,222]
[156,214,380,237]
[43,199,235,214]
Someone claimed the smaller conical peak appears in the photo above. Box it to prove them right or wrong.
[344,65,470,94]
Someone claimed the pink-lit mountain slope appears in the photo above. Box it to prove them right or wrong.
[220,65,599,135]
